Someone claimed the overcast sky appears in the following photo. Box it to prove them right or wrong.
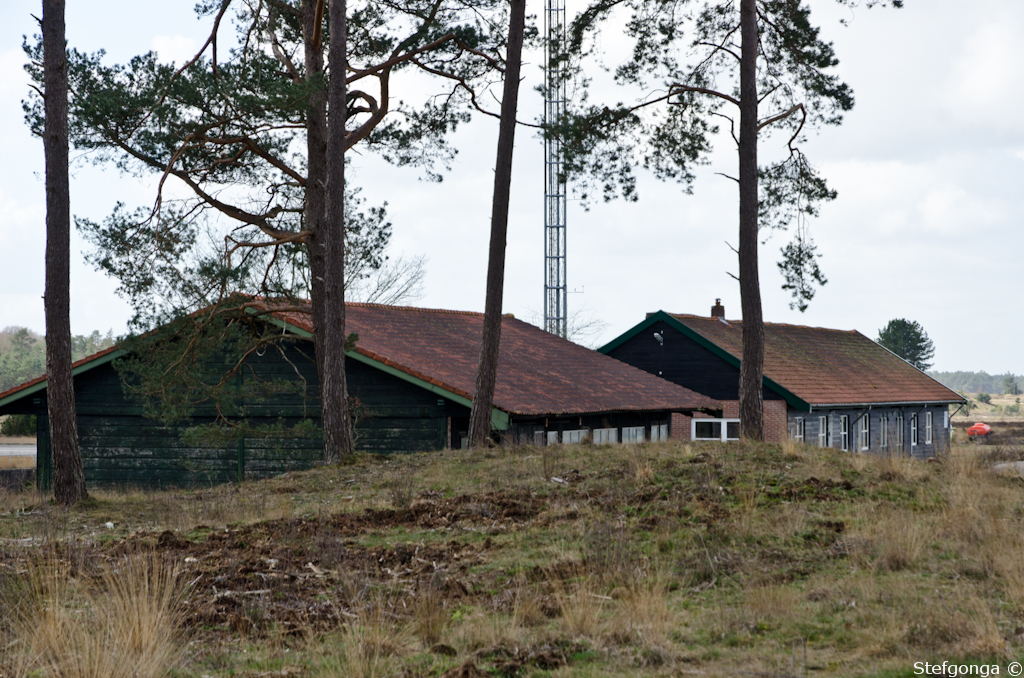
[1,0,1022,374]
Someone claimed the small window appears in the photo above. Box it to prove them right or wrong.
[818,416,828,447]
[860,415,869,451]
[896,414,905,450]
[694,421,722,441]
[593,428,618,445]
[910,415,918,446]
[943,410,949,429]
[880,414,888,449]
[840,415,849,452]
[622,426,645,444]
[547,431,560,446]
[792,418,805,442]
[563,429,589,444]
[691,419,740,442]
[533,430,546,447]
[650,423,669,442]
[925,412,932,444]
[726,421,740,440]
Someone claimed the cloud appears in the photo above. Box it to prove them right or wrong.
[942,18,1024,133]
[150,35,198,66]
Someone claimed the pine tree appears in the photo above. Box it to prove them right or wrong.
[557,0,900,439]
[41,0,87,504]
[24,0,512,461]
[877,318,935,371]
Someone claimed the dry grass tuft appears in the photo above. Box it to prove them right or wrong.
[745,584,798,623]
[385,471,416,510]
[874,510,927,571]
[340,597,408,678]
[6,552,181,678]
[554,573,604,638]
[876,450,926,482]
[412,577,450,646]
[609,573,675,649]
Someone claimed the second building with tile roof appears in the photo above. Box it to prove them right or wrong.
[599,302,965,457]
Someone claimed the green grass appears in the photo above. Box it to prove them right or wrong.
[3,439,1024,676]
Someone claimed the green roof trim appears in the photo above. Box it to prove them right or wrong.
[599,311,812,412]
[0,348,127,411]
[267,315,510,431]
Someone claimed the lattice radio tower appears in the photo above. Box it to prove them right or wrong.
[543,0,568,337]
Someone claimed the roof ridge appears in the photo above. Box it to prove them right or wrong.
[670,313,859,334]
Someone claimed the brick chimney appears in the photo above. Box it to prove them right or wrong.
[711,298,725,318]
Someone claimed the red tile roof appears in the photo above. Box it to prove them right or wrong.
[273,303,718,416]
[670,314,963,407]
[0,302,719,417]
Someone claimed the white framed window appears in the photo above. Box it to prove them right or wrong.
[547,431,560,446]
[880,414,888,449]
[792,418,805,442]
[818,416,828,447]
[691,419,740,442]
[896,414,905,450]
[943,410,949,429]
[910,415,918,446]
[622,426,645,444]
[860,415,870,451]
[593,428,618,445]
[925,412,932,444]
[840,415,849,452]
[563,429,589,444]
[650,424,669,442]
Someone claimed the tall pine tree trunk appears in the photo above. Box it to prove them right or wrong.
[737,0,764,441]
[467,0,527,448]
[304,0,354,462]
[43,0,86,505]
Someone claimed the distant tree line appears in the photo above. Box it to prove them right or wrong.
[0,326,115,393]
[928,371,1024,396]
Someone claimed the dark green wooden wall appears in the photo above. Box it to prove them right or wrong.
[19,339,466,488]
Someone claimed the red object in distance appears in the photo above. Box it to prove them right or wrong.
[966,422,992,437]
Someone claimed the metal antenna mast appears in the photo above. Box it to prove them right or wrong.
[543,0,568,337]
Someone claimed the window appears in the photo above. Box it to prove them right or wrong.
[910,415,918,446]
[860,415,870,451]
[896,414,905,450]
[691,419,740,442]
[726,421,740,440]
[880,414,888,449]
[533,431,546,447]
[694,421,721,441]
[563,429,589,444]
[651,424,669,442]
[840,415,849,451]
[925,412,932,444]
[547,431,560,446]
[593,428,618,445]
[944,410,949,429]
[792,418,805,442]
[818,416,828,447]
[622,426,645,444]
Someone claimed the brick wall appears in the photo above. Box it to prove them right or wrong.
[764,400,789,443]
[670,412,690,441]
[671,402,790,443]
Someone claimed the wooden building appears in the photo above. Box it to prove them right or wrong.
[0,303,719,488]
[600,302,964,457]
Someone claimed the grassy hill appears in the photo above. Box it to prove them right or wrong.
[3,438,1024,676]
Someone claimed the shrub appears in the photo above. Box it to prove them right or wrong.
[0,414,36,437]
[977,393,992,405]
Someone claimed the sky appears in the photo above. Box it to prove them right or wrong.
[0,0,1022,374]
